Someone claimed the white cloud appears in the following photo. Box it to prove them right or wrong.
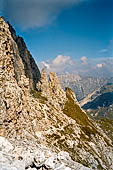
[53,55,73,65]
[96,63,103,68]
[2,0,84,29]
[39,56,113,78]
[80,56,88,64]
[40,61,50,70]
[39,54,75,73]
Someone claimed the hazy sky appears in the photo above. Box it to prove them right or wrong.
[0,0,113,77]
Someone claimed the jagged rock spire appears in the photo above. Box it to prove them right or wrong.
[37,69,65,97]
[37,68,50,94]
[0,17,26,84]
[49,72,63,95]
[0,16,10,34]
[0,17,41,89]
[0,17,113,170]
[37,69,67,109]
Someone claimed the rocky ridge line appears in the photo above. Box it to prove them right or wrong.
[8,20,41,89]
[0,17,113,170]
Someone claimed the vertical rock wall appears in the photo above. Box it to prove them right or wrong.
[8,21,41,89]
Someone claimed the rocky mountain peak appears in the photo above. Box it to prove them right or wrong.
[7,21,17,41]
[49,72,63,94]
[0,16,10,34]
[37,68,49,95]
[0,17,41,89]
[65,87,78,103]
[37,69,63,95]
[37,69,66,109]
[0,17,113,170]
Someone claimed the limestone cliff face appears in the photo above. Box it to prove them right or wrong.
[37,69,66,109]
[8,21,41,89]
[0,17,113,170]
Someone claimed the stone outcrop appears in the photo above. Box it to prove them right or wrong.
[37,68,50,96]
[0,17,113,170]
[8,20,41,89]
[0,136,91,170]
[37,69,66,109]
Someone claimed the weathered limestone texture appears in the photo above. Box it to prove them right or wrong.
[0,17,113,170]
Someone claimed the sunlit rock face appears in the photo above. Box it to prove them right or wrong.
[0,17,113,170]
[37,69,67,109]
[8,20,41,89]
[0,136,91,170]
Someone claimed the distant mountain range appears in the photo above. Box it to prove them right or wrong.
[81,83,113,119]
[59,74,113,143]
[58,74,109,101]
[59,74,113,120]
[80,82,113,141]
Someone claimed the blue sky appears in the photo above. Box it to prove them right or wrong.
[0,0,113,77]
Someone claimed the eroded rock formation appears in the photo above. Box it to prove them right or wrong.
[0,17,113,170]
[8,20,41,89]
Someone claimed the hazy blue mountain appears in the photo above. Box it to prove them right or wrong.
[58,74,107,101]
[81,83,113,119]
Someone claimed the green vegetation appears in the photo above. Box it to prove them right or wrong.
[63,87,89,126]
[30,90,47,104]
[81,125,97,138]
[101,84,113,93]
[63,87,98,139]
[89,106,113,120]
[97,118,113,142]
[31,88,112,170]
[47,133,61,140]
[40,86,112,170]
[63,124,75,135]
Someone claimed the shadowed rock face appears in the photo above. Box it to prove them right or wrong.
[0,17,113,170]
[83,92,113,110]
[80,83,113,119]
[8,21,41,89]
